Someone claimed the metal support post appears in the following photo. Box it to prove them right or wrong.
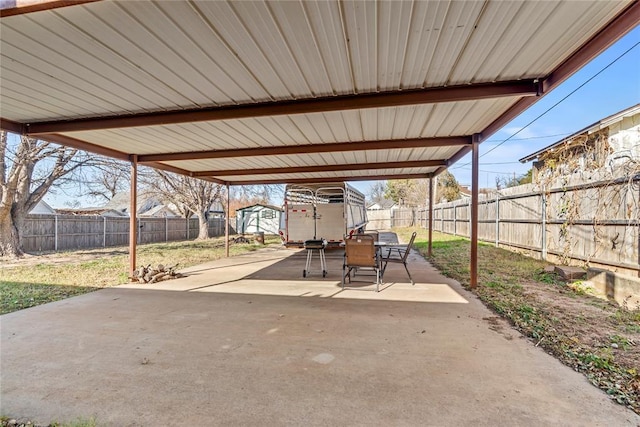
[225,183,230,257]
[129,155,138,276]
[470,135,480,288]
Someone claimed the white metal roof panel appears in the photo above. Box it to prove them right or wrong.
[61,98,519,156]
[164,145,461,174]
[220,167,442,183]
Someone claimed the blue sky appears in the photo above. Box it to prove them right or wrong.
[353,25,640,194]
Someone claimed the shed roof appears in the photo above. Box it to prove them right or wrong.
[1,0,638,184]
[236,204,283,213]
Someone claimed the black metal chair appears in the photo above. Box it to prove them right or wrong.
[382,231,417,285]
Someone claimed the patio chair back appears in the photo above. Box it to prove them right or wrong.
[344,234,376,267]
[399,231,417,262]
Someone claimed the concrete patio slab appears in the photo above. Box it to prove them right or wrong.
[2,244,638,426]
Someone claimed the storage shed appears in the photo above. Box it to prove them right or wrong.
[236,204,282,235]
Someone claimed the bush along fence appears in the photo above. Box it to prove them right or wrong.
[22,215,234,253]
[368,174,639,277]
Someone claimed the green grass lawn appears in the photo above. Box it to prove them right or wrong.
[0,235,280,315]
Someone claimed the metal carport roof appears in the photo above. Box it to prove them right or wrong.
[1,0,638,185]
[1,0,639,283]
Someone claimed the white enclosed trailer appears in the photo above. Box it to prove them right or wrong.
[280,183,367,247]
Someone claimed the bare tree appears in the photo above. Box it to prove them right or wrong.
[0,132,93,257]
[83,158,130,204]
[382,171,462,207]
[368,181,387,204]
[140,169,225,239]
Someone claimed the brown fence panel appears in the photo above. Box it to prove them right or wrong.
[22,215,55,252]
[57,216,104,250]
[366,210,392,230]
[22,215,231,253]
[374,175,639,275]
[104,217,128,247]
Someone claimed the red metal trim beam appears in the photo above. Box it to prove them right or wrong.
[145,162,225,184]
[22,132,223,183]
[0,0,97,17]
[192,160,446,178]
[228,173,431,186]
[26,80,539,134]
[480,1,639,142]
[431,144,474,176]
[543,1,640,93]
[37,133,131,161]
[0,118,24,134]
[138,136,470,163]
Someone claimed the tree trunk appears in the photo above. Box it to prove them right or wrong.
[0,205,24,258]
[197,210,209,240]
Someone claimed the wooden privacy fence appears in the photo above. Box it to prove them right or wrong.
[22,215,231,253]
[370,174,640,276]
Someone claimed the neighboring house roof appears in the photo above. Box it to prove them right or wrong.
[54,208,128,217]
[104,192,163,215]
[367,199,397,210]
[459,186,472,198]
[519,103,640,163]
[236,204,283,213]
[209,201,224,213]
[139,204,179,217]
[29,200,56,215]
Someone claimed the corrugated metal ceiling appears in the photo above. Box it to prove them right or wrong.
[0,0,637,184]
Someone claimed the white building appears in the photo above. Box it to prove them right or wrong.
[236,204,282,235]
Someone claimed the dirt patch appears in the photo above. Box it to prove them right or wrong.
[522,279,640,378]
[475,275,640,412]
[482,316,515,341]
[399,226,640,415]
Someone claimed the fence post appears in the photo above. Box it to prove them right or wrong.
[186,218,189,240]
[495,192,500,247]
[441,206,444,232]
[468,201,471,238]
[103,216,107,247]
[54,215,58,251]
[453,203,457,236]
[541,190,547,260]
[137,218,141,244]
[165,216,169,242]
